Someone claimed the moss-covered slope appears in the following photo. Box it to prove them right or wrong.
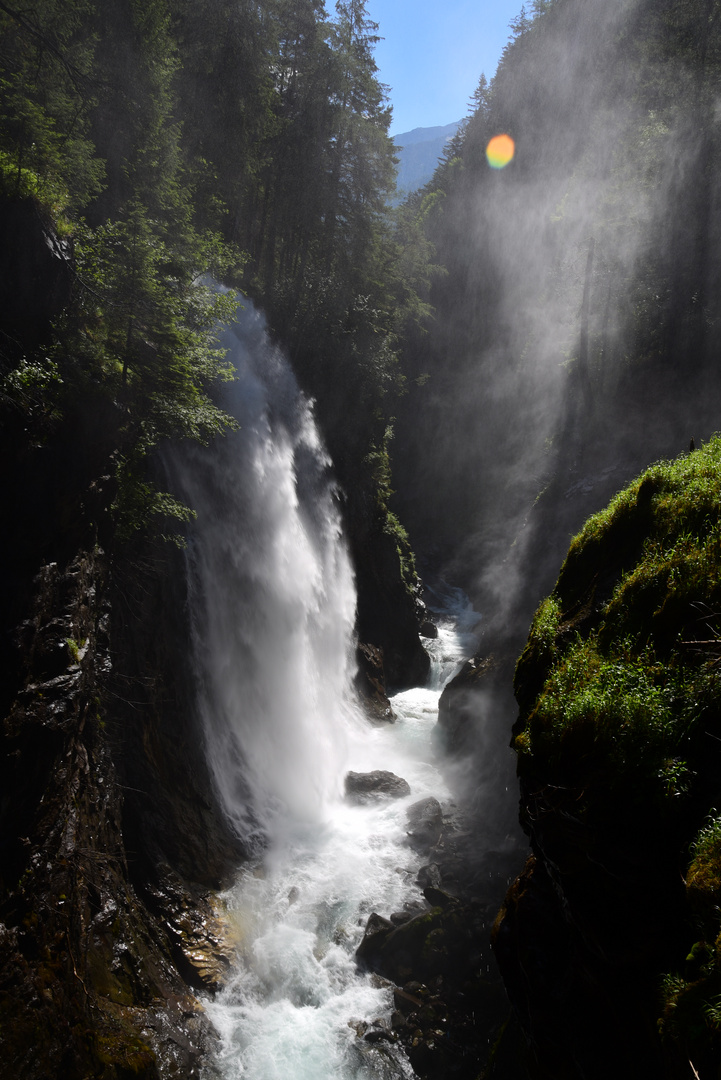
[497,436,721,1079]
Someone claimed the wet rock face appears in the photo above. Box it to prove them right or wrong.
[0,549,239,1079]
[344,770,411,803]
[354,642,395,723]
[492,853,674,1080]
[405,797,443,850]
[436,652,505,755]
[354,799,526,1079]
[109,543,243,888]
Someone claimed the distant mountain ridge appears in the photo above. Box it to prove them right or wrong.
[392,121,462,200]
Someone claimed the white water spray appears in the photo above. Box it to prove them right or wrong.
[170,298,358,847]
[169,297,481,1079]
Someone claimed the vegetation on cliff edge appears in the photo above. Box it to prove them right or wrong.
[513,435,721,1073]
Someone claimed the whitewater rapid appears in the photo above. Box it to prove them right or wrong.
[201,589,480,1080]
[168,295,480,1079]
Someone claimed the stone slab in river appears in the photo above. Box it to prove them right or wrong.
[344,770,411,803]
[405,796,443,848]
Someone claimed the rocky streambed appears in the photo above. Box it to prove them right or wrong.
[352,781,524,1080]
[196,584,516,1080]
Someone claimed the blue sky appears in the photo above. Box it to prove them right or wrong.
[365,0,525,135]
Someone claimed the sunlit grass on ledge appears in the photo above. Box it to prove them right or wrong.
[514,433,721,795]
[512,434,721,1061]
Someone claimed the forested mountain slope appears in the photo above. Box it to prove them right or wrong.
[392,121,461,199]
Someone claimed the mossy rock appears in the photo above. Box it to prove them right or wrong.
[95,1023,157,1076]
[360,903,475,985]
[514,435,721,805]
[510,436,721,1071]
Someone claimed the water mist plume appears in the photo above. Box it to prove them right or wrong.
[166,297,358,849]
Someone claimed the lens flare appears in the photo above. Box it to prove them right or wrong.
[486,133,515,169]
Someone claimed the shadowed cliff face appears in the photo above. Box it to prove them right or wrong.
[0,199,72,347]
[493,439,721,1080]
[0,546,243,1079]
[0,200,248,1076]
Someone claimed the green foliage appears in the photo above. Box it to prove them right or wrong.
[688,815,721,908]
[1,356,63,416]
[69,210,241,536]
[384,508,418,594]
[111,463,197,547]
[522,635,694,784]
[364,424,396,508]
[74,208,237,419]
[0,0,425,569]
[65,637,82,663]
[565,438,721,567]
[0,0,105,214]
[515,438,721,798]
[659,813,721,1062]
[363,425,420,594]
[526,595,561,658]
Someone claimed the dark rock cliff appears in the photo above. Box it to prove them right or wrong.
[0,544,242,1078]
[351,518,431,693]
[0,203,242,1077]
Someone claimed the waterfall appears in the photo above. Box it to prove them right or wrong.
[167,295,481,1080]
[168,295,358,849]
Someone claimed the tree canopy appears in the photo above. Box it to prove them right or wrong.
[0,0,423,545]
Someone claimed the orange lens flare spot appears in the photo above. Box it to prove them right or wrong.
[486,133,515,169]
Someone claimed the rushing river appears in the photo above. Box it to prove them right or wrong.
[203,588,479,1080]
[169,296,480,1080]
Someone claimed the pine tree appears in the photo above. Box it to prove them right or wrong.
[0,0,104,212]
[508,4,532,40]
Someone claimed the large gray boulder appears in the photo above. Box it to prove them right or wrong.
[344,770,411,804]
[405,797,443,849]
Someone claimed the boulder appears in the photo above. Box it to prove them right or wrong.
[422,886,458,910]
[416,863,442,890]
[359,899,483,986]
[405,797,443,849]
[344,770,411,804]
[390,901,427,927]
[356,912,394,964]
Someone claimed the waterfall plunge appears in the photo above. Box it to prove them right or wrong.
[170,297,358,849]
[167,297,478,1080]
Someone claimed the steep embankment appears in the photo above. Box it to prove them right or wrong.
[494,438,721,1079]
[0,549,241,1079]
[0,204,239,1077]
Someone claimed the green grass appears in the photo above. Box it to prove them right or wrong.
[515,435,721,791]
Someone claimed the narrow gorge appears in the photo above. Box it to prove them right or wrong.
[4,1,721,1078]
